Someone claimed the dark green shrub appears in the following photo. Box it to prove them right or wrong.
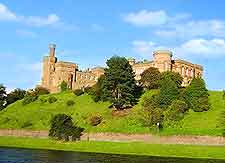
[184,78,209,112]
[40,97,47,103]
[73,89,84,96]
[89,114,102,126]
[48,96,57,104]
[34,87,49,95]
[66,100,75,106]
[84,87,92,94]
[22,95,38,105]
[158,77,178,108]
[139,95,163,127]
[49,114,84,141]
[60,81,68,92]
[164,100,188,123]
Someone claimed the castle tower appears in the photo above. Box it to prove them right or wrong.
[153,50,172,72]
[42,44,57,90]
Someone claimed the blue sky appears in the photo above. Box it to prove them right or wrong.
[0,0,225,91]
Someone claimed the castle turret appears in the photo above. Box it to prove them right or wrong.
[49,44,56,57]
[153,50,172,72]
[41,44,57,91]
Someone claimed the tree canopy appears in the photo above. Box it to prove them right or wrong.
[140,67,161,89]
[184,77,209,112]
[101,56,137,109]
[0,84,7,110]
[160,71,183,88]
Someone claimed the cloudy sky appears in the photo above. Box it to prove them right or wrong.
[0,0,225,91]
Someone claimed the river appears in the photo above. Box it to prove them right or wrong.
[0,147,224,163]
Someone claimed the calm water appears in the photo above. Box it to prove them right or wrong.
[0,147,224,163]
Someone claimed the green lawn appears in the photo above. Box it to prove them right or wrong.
[0,136,224,160]
[0,90,224,136]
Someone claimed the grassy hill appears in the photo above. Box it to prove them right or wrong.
[0,91,224,136]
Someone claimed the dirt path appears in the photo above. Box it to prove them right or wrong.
[0,129,224,146]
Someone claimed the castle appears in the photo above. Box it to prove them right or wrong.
[41,44,203,93]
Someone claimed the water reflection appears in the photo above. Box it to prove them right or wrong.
[0,147,224,163]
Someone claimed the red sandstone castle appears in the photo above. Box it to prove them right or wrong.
[41,44,203,93]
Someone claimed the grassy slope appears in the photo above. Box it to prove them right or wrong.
[0,91,224,135]
[0,136,225,160]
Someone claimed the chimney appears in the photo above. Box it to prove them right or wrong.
[49,44,56,57]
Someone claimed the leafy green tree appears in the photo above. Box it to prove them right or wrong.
[60,81,68,92]
[138,95,163,127]
[184,77,209,112]
[89,75,105,102]
[49,114,84,141]
[140,67,161,89]
[101,56,137,109]
[160,71,183,88]
[158,77,179,108]
[6,88,26,105]
[0,84,7,110]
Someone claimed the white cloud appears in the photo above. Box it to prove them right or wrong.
[123,10,168,26]
[132,38,225,59]
[0,3,17,21]
[25,14,60,27]
[175,38,225,58]
[156,20,225,38]
[0,3,74,29]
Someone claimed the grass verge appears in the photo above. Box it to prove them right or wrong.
[0,136,225,160]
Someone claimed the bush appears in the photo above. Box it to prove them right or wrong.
[22,95,38,105]
[89,114,102,126]
[60,81,69,92]
[34,87,49,95]
[48,96,57,104]
[184,78,210,112]
[139,95,163,127]
[39,97,47,103]
[158,77,178,108]
[49,114,84,141]
[164,100,188,123]
[73,89,84,96]
[66,100,75,106]
[84,87,92,94]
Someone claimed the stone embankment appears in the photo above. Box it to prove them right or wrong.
[0,129,224,146]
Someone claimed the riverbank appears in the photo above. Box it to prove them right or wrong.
[0,136,225,160]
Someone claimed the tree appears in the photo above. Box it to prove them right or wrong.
[60,81,68,92]
[160,71,183,88]
[6,88,26,105]
[49,114,84,141]
[101,56,137,109]
[138,95,163,127]
[0,84,7,110]
[140,67,161,89]
[158,77,179,108]
[89,75,105,102]
[184,77,209,112]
